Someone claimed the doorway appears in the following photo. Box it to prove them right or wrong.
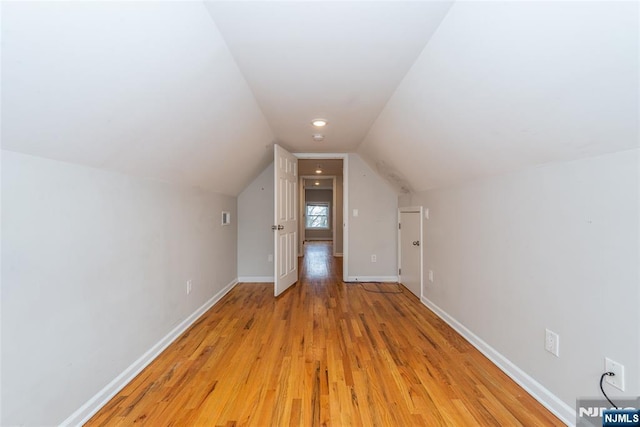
[294,153,349,280]
[297,159,344,257]
[302,177,334,243]
[398,207,423,299]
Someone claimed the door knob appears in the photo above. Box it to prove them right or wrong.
[272,225,284,230]
[412,241,420,246]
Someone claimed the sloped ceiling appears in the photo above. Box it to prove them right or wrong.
[2,1,275,196]
[1,0,452,196]
[2,1,637,196]
[358,1,639,193]
[204,1,453,153]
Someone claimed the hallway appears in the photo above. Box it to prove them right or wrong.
[87,242,563,426]
[300,241,340,282]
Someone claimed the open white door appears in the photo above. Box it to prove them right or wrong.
[274,145,298,296]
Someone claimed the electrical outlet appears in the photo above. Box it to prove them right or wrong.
[425,208,430,219]
[544,329,559,357]
[186,280,192,295]
[371,254,377,263]
[605,358,625,391]
[268,254,273,262]
[428,270,434,282]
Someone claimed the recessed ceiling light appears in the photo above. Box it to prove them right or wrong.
[311,119,327,127]
[315,181,320,186]
[312,134,324,142]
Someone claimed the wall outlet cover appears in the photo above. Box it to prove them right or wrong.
[544,329,560,357]
[605,357,625,391]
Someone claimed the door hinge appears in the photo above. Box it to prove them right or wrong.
[398,223,401,230]
[398,268,401,275]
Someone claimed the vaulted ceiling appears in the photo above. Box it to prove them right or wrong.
[2,1,637,196]
[205,1,453,153]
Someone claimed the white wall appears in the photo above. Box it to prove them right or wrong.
[1,151,237,426]
[413,149,639,418]
[347,154,398,281]
[237,163,274,281]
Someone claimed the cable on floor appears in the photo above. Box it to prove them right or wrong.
[357,282,404,294]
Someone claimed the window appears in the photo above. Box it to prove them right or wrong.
[306,202,330,229]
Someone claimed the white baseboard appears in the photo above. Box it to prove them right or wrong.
[334,253,343,257]
[345,276,398,283]
[421,296,575,426]
[61,278,239,427]
[237,276,274,283]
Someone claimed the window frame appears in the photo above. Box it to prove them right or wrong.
[305,201,331,230]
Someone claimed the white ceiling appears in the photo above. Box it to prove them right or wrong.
[299,159,343,177]
[2,1,275,196]
[359,1,639,192]
[304,178,333,190]
[2,1,637,196]
[205,1,453,153]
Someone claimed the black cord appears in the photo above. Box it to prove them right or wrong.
[358,283,404,294]
[600,372,618,409]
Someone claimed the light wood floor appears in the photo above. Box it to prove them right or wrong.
[87,242,564,426]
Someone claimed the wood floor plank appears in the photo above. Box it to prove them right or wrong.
[86,242,564,426]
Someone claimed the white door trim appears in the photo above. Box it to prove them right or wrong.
[398,206,424,300]
[301,175,337,253]
[294,152,348,282]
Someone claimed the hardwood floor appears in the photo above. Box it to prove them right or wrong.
[87,242,563,426]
